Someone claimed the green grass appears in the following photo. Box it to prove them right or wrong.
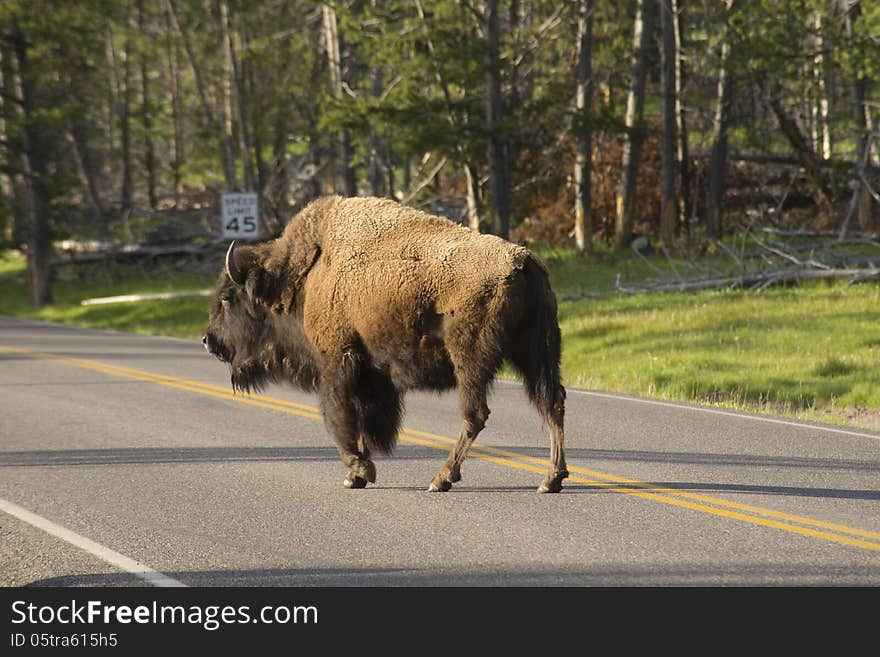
[2,248,879,429]
[0,251,216,340]
[556,283,880,419]
[519,246,880,429]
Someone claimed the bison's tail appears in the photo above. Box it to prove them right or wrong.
[514,254,565,423]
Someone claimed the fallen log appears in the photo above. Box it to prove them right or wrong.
[52,241,223,265]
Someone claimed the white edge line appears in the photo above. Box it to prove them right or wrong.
[494,378,880,441]
[0,498,187,587]
[577,388,880,441]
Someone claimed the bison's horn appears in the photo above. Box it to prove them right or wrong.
[225,240,246,285]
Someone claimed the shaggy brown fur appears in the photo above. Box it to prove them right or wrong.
[203,195,568,492]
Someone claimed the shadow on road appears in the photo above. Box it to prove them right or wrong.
[0,446,441,467]
[21,562,880,587]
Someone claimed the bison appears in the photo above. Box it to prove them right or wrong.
[202,195,569,492]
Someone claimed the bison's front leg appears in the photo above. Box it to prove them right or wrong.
[319,362,376,489]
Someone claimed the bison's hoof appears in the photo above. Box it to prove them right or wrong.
[428,479,452,492]
[538,470,569,494]
[359,460,377,484]
[537,480,563,493]
[343,473,368,489]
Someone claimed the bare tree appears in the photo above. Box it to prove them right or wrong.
[769,94,833,205]
[65,121,106,222]
[672,0,690,241]
[659,0,677,249]
[220,1,256,192]
[706,0,734,240]
[322,3,356,196]
[368,63,385,198]
[164,2,183,203]
[414,0,481,230]
[573,0,594,255]
[167,0,237,190]
[119,28,133,213]
[0,48,14,243]
[843,0,874,230]
[10,20,52,306]
[614,0,652,249]
[138,0,158,210]
[811,10,832,160]
[486,0,509,239]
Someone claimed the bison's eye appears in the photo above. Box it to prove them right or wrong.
[220,294,235,304]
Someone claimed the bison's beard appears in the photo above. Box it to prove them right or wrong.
[230,358,272,394]
[229,352,321,395]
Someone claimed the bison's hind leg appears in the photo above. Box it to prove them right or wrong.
[508,318,569,493]
[535,386,568,493]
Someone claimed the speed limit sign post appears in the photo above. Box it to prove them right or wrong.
[221,192,260,239]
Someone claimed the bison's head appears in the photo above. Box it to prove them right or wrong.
[203,240,321,393]
[202,241,276,391]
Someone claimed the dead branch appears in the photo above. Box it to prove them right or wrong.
[562,267,880,301]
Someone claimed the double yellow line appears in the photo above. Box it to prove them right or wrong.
[4,344,880,553]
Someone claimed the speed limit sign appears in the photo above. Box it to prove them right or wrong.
[221,193,260,239]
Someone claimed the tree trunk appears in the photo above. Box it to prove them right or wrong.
[672,0,690,242]
[465,163,480,232]
[812,11,832,160]
[486,0,509,239]
[322,3,356,196]
[369,65,385,198]
[707,0,733,240]
[671,0,693,245]
[138,0,158,210]
[104,32,117,183]
[120,32,133,213]
[843,0,874,230]
[242,26,267,192]
[614,0,651,249]
[164,2,184,203]
[769,95,832,205]
[216,0,240,191]
[367,0,387,199]
[11,20,52,307]
[573,0,594,255]
[0,47,17,244]
[167,0,237,190]
[414,0,480,229]
[221,1,255,192]
[659,0,677,249]
[65,123,106,222]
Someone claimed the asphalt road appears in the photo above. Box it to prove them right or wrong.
[1,315,879,587]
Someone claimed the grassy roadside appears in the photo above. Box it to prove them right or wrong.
[0,251,216,339]
[2,248,878,430]
[538,247,880,430]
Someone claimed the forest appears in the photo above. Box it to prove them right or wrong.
[0,0,878,307]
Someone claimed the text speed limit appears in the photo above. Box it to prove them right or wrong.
[221,193,260,239]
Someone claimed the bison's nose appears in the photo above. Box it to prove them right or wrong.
[202,334,209,350]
